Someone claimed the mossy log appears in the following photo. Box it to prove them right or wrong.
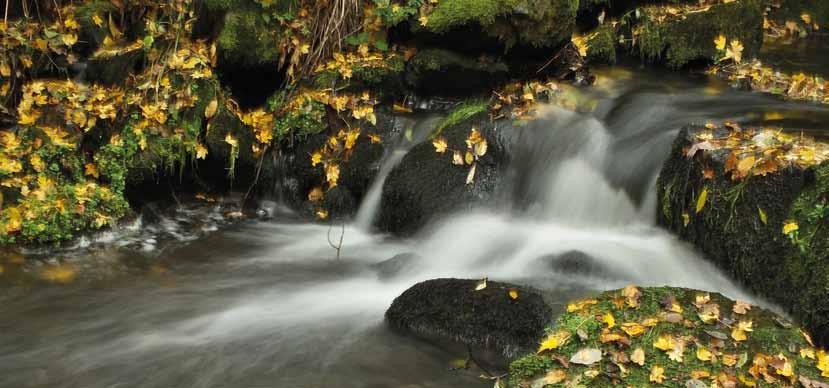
[657,124,829,346]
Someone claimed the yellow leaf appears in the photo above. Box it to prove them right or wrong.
[538,331,570,353]
[465,163,476,185]
[603,312,616,328]
[419,15,429,26]
[817,350,829,377]
[0,61,10,77]
[310,151,323,167]
[758,207,767,225]
[727,39,744,63]
[723,354,738,367]
[84,163,99,178]
[683,212,690,227]
[474,278,487,291]
[452,150,464,166]
[508,288,519,300]
[308,187,324,202]
[696,187,708,214]
[316,209,328,220]
[572,35,589,57]
[40,264,77,283]
[195,143,208,159]
[622,285,641,308]
[733,300,751,314]
[432,137,448,153]
[205,99,218,119]
[464,151,474,165]
[224,133,238,148]
[5,207,21,232]
[325,164,340,187]
[800,348,816,359]
[92,14,104,27]
[650,365,665,383]
[344,129,361,150]
[631,348,645,366]
[368,133,382,144]
[654,335,675,351]
[542,370,566,384]
[697,346,713,362]
[783,220,799,235]
[697,303,720,324]
[61,33,78,47]
[621,322,645,337]
[715,34,727,51]
[566,299,598,313]
[737,156,755,176]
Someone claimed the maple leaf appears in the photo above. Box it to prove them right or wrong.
[570,348,602,365]
[654,335,675,351]
[783,220,799,235]
[308,187,324,202]
[432,137,448,153]
[801,348,816,359]
[733,301,751,314]
[325,164,340,187]
[204,99,218,119]
[538,331,570,353]
[650,365,665,383]
[621,322,645,337]
[727,39,744,64]
[817,350,829,377]
[631,348,645,366]
[310,151,323,167]
[622,284,641,308]
[602,312,616,328]
[715,34,727,51]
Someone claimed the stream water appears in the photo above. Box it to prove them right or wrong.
[3,62,829,388]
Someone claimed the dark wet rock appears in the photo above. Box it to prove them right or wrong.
[280,108,396,219]
[542,250,611,278]
[657,124,829,345]
[372,252,420,279]
[386,278,554,360]
[377,111,513,236]
[321,186,357,221]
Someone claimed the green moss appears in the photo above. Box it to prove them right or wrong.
[630,0,764,68]
[431,100,488,138]
[768,0,829,32]
[586,24,617,64]
[217,8,282,65]
[422,0,578,48]
[508,286,826,388]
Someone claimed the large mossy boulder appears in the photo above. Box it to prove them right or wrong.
[509,286,829,388]
[386,278,554,359]
[413,0,578,50]
[657,124,829,345]
[377,102,511,235]
[629,0,764,68]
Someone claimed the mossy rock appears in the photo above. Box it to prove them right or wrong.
[657,124,829,346]
[377,104,512,236]
[405,48,510,96]
[630,0,764,68]
[508,286,829,388]
[417,0,578,49]
[386,278,554,360]
[85,49,145,86]
[767,0,829,34]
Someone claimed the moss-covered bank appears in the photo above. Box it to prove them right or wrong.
[509,286,829,387]
[657,124,829,346]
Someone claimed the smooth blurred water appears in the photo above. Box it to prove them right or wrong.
[2,63,828,387]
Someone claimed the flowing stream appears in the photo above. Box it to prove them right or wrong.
[3,63,829,388]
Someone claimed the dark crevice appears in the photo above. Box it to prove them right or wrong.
[216,58,286,109]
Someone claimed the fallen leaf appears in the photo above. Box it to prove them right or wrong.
[697,346,713,362]
[538,331,571,353]
[205,99,218,119]
[695,188,708,213]
[603,312,616,328]
[508,288,519,300]
[631,348,645,366]
[474,277,487,291]
[783,220,799,235]
[650,365,665,383]
[733,301,752,315]
[432,137,448,153]
[570,348,602,365]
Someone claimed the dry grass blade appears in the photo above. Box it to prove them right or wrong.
[300,0,362,79]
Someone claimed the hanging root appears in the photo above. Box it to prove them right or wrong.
[299,0,362,78]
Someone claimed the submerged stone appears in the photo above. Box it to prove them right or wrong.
[657,124,829,345]
[386,278,554,360]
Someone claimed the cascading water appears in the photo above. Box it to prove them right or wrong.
[5,66,826,388]
[354,115,439,230]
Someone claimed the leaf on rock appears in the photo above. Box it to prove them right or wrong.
[733,301,752,315]
[474,277,487,291]
[631,348,645,366]
[650,365,665,383]
[602,313,616,328]
[432,137,448,153]
[695,188,708,213]
[570,348,602,365]
[508,288,519,300]
[538,331,571,354]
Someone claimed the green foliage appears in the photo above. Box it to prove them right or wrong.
[432,100,488,138]
[586,24,617,64]
[217,8,282,64]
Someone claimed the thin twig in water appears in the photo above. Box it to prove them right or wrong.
[327,221,345,260]
[241,145,269,208]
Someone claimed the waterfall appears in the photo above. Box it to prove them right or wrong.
[353,115,440,231]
